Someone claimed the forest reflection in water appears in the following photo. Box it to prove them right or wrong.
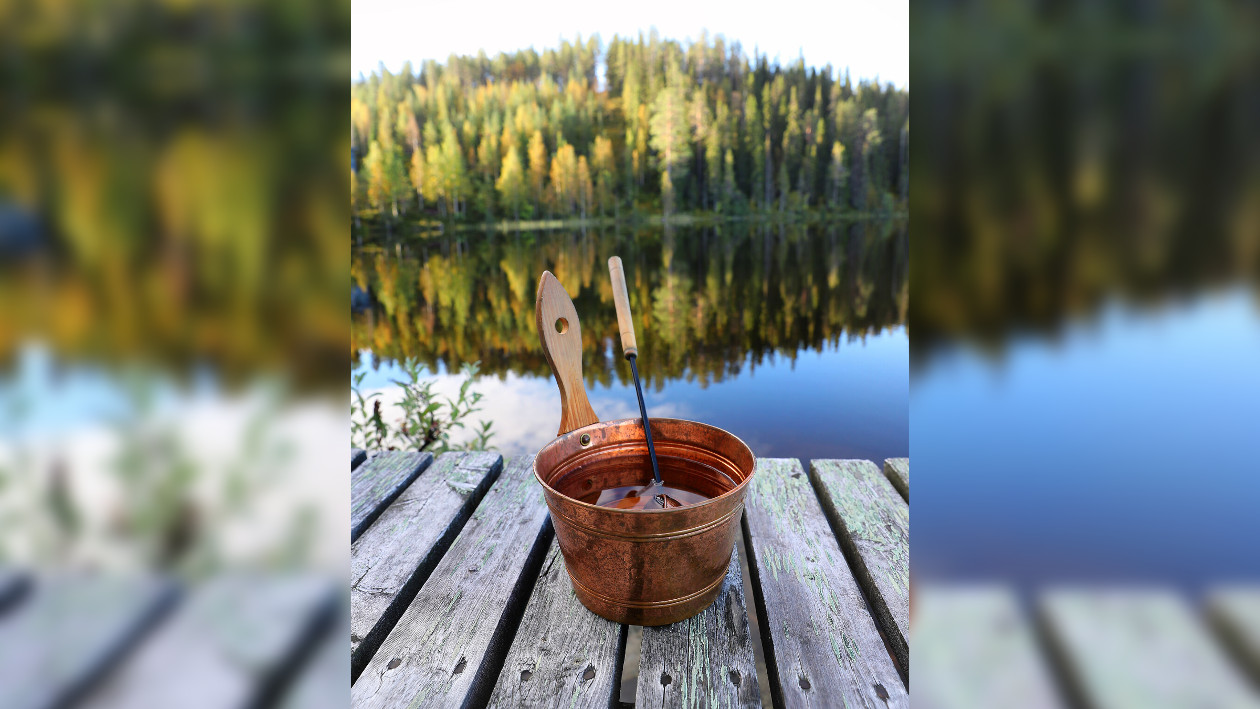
[352,219,909,460]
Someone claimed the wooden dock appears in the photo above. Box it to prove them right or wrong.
[913,585,1260,708]
[0,573,342,709]
[349,450,911,708]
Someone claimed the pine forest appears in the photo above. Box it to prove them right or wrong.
[351,31,908,227]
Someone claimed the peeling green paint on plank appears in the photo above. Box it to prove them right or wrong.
[350,452,502,682]
[487,539,625,708]
[637,546,761,708]
[742,458,906,709]
[882,458,908,502]
[810,459,909,674]
[351,451,433,541]
[351,455,552,709]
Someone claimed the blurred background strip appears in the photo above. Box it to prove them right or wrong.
[1209,588,1260,685]
[0,576,177,709]
[912,586,1064,709]
[0,0,349,705]
[911,0,1260,705]
[1039,589,1256,708]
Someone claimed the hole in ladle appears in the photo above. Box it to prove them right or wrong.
[555,317,568,334]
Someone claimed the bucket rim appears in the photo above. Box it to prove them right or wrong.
[532,417,756,515]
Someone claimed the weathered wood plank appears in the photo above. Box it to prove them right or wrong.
[1207,587,1260,684]
[83,575,337,709]
[0,575,177,709]
[883,458,909,501]
[352,448,368,470]
[488,539,626,708]
[742,458,906,709]
[351,451,503,681]
[810,459,909,673]
[637,546,762,708]
[914,586,1064,709]
[1040,589,1257,709]
[351,455,553,709]
[351,450,433,542]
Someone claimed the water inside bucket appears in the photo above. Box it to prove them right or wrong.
[556,453,739,510]
[589,483,709,509]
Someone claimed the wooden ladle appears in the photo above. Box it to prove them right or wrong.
[536,269,679,509]
[536,271,599,436]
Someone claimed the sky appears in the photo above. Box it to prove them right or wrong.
[351,0,908,88]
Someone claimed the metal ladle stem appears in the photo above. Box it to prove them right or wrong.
[608,256,665,498]
[627,353,663,486]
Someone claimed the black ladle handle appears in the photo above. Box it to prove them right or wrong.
[609,256,663,489]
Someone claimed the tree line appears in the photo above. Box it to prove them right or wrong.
[351,32,908,226]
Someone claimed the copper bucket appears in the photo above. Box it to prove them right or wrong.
[533,271,755,625]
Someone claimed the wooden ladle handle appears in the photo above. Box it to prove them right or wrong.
[607,256,638,358]
[536,271,599,436]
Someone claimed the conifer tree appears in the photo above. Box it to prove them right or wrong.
[439,124,468,216]
[828,142,847,206]
[527,130,548,213]
[577,156,593,219]
[364,140,407,221]
[351,167,362,230]
[591,136,616,215]
[423,143,443,214]
[549,143,578,216]
[746,95,764,209]
[409,148,426,211]
[496,145,527,219]
[650,60,692,212]
[722,148,736,212]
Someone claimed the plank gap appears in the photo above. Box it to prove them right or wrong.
[0,572,31,616]
[802,457,906,686]
[808,459,908,683]
[741,514,783,709]
[490,536,626,708]
[351,451,433,542]
[463,517,555,708]
[1205,588,1260,690]
[741,458,907,707]
[0,577,181,709]
[350,453,503,683]
[250,585,342,709]
[351,455,554,708]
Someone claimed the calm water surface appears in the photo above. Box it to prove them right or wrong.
[913,287,1260,588]
[352,220,908,462]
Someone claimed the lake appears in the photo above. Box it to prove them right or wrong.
[351,219,908,462]
[912,287,1260,589]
